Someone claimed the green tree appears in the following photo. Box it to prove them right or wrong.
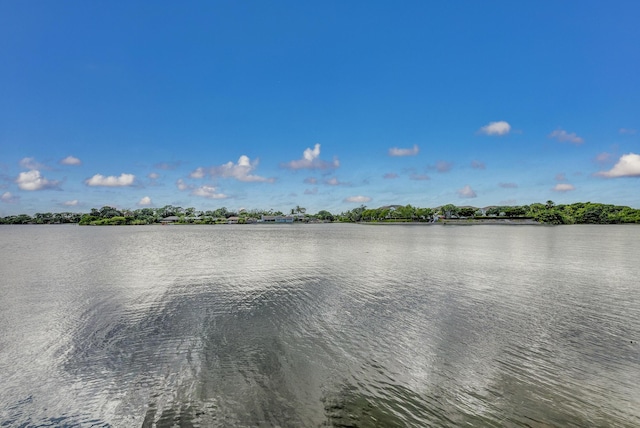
[440,204,458,219]
[416,207,433,221]
[99,206,122,218]
[534,209,566,225]
[214,207,229,218]
[458,207,476,218]
[346,205,366,222]
[316,210,334,221]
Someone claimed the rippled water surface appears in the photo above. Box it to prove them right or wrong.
[1,224,639,427]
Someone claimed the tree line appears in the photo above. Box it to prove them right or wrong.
[0,205,327,225]
[339,201,640,224]
[1,201,639,225]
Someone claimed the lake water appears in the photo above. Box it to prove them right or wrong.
[1,224,639,427]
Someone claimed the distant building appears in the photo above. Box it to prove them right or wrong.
[160,215,180,224]
[260,215,294,223]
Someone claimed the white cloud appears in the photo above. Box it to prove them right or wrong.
[282,144,340,170]
[60,156,81,166]
[155,161,182,170]
[63,199,79,206]
[191,185,228,199]
[192,155,274,182]
[388,144,419,157]
[137,196,152,206]
[457,185,477,198]
[324,177,349,186]
[619,128,637,135]
[19,157,46,170]
[478,121,511,136]
[1,191,19,203]
[189,167,206,179]
[410,173,430,181]
[499,182,518,188]
[304,188,318,195]
[435,161,453,173]
[471,160,486,169]
[304,177,317,184]
[553,183,576,192]
[176,179,191,191]
[16,170,60,190]
[148,172,160,180]
[85,173,135,187]
[594,152,612,164]
[595,153,640,178]
[383,173,399,179]
[548,129,584,144]
[344,195,371,203]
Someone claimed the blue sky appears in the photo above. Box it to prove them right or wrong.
[1,1,639,215]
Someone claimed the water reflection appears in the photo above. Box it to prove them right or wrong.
[0,224,639,427]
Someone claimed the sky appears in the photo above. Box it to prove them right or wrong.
[1,1,639,216]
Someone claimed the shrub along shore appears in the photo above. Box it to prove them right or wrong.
[2,201,640,225]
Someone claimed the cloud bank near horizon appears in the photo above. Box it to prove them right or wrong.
[553,183,576,192]
[191,185,228,199]
[344,195,371,203]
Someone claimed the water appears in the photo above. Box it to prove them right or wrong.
[1,224,639,427]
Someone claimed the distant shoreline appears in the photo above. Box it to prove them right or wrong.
[4,220,640,227]
[439,218,541,225]
[360,218,542,225]
[2,201,639,225]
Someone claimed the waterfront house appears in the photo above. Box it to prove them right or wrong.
[160,216,180,224]
[260,215,294,223]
